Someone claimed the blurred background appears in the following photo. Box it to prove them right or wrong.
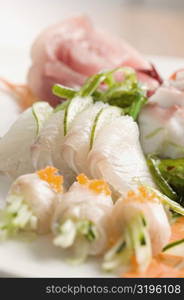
[0,0,184,82]
[0,0,184,56]
[0,1,184,135]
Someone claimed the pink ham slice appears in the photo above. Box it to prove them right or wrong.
[27,16,159,106]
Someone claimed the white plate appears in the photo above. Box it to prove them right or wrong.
[0,51,184,277]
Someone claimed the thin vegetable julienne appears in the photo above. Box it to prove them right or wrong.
[52,67,148,120]
[52,84,77,99]
[147,155,177,200]
[158,158,184,204]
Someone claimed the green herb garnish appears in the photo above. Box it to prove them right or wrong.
[53,67,148,121]
[147,155,177,201]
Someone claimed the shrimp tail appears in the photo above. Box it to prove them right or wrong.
[0,77,37,110]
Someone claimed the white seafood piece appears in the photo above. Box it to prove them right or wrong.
[139,104,184,158]
[109,193,171,255]
[88,116,154,197]
[52,180,113,256]
[31,110,65,170]
[103,186,171,272]
[169,69,184,91]
[62,102,108,175]
[31,96,93,188]
[149,85,184,108]
[27,15,154,106]
[0,103,52,178]
[0,173,59,235]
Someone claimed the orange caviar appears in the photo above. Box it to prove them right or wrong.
[37,166,63,193]
[77,173,111,196]
[124,186,158,204]
[77,173,89,185]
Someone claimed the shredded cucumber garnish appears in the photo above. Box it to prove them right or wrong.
[157,157,184,206]
[53,67,147,120]
[89,106,122,149]
[103,213,152,272]
[102,233,133,272]
[63,96,93,135]
[0,195,37,239]
[163,238,184,253]
[128,214,151,272]
[147,155,177,200]
[79,73,107,97]
[53,99,70,113]
[89,108,104,150]
[53,219,77,248]
[145,127,164,139]
[77,220,98,242]
[32,102,53,136]
[52,84,77,99]
[148,186,184,216]
[53,219,98,249]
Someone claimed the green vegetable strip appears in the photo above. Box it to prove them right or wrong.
[147,155,177,200]
[100,87,138,106]
[127,213,152,272]
[79,73,106,97]
[63,100,71,136]
[52,84,77,99]
[79,67,137,98]
[89,108,104,150]
[163,238,184,252]
[53,99,70,113]
[102,213,151,272]
[53,67,147,120]
[128,94,147,121]
[77,220,97,242]
[148,186,184,216]
[53,219,97,249]
[158,158,184,203]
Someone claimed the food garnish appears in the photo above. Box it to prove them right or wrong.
[37,166,63,193]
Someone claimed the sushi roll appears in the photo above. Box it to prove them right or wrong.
[52,174,113,260]
[103,186,171,272]
[0,166,63,238]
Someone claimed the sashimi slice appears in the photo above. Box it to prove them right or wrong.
[139,104,184,158]
[61,102,108,175]
[27,16,158,105]
[88,116,154,197]
[0,102,52,178]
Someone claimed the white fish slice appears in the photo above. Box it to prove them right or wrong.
[31,96,92,187]
[88,116,154,197]
[0,103,52,178]
[149,86,184,108]
[31,109,76,189]
[139,104,184,158]
[31,110,65,170]
[61,102,108,175]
